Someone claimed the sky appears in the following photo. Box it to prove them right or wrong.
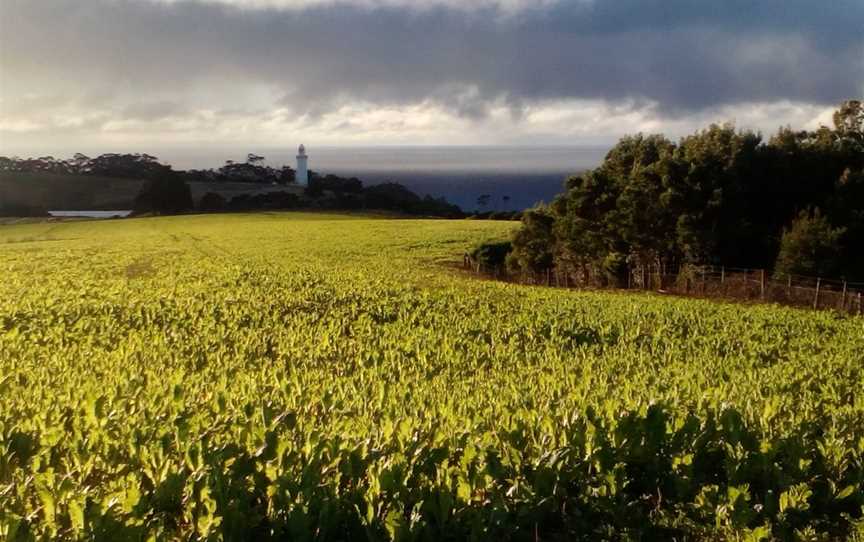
[0,0,862,157]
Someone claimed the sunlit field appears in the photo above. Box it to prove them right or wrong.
[1,213,862,540]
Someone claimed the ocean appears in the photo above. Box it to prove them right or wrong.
[154,146,608,211]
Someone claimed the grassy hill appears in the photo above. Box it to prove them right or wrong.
[0,213,862,539]
[0,172,302,215]
[0,171,146,213]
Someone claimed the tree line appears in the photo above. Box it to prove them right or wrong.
[0,153,296,185]
[501,100,864,282]
[1,153,172,179]
[0,152,465,217]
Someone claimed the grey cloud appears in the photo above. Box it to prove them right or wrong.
[122,101,186,121]
[1,0,862,126]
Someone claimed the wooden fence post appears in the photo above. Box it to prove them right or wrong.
[760,269,766,300]
[858,292,862,315]
[787,275,792,299]
[813,278,821,309]
[841,281,847,311]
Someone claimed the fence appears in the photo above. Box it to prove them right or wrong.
[462,257,864,315]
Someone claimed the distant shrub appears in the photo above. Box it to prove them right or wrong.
[227,194,252,211]
[600,251,629,287]
[133,172,193,215]
[356,183,462,217]
[469,241,513,271]
[464,211,522,221]
[307,173,363,197]
[259,192,301,210]
[199,192,226,212]
[362,183,421,210]
[488,211,521,221]
[334,193,364,210]
[506,207,555,275]
[774,210,846,277]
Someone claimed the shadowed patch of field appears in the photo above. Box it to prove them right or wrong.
[124,258,157,279]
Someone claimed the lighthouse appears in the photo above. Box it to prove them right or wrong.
[296,144,309,186]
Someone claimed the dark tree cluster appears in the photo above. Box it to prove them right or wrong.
[304,174,463,217]
[468,241,514,271]
[0,153,171,179]
[307,172,363,196]
[467,211,522,221]
[187,154,295,184]
[134,172,194,215]
[507,100,864,282]
[0,152,296,186]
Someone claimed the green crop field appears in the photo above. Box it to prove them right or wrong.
[1,213,862,541]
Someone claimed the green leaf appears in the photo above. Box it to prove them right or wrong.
[68,499,85,533]
[780,483,812,513]
[835,485,855,500]
[37,488,55,528]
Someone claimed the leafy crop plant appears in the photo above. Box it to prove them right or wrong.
[0,213,861,540]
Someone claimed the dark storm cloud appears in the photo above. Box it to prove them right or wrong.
[1,0,862,122]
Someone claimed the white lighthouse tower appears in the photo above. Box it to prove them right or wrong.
[296,144,309,186]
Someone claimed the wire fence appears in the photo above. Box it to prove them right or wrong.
[463,257,864,315]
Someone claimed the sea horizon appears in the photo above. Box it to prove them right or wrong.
[140,144,609,174]
[2,144,609,211]
[158,145,608,211]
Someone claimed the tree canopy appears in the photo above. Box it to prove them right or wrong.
[508,100,864,282]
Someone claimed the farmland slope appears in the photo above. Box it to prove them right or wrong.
[0,213,862,540]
